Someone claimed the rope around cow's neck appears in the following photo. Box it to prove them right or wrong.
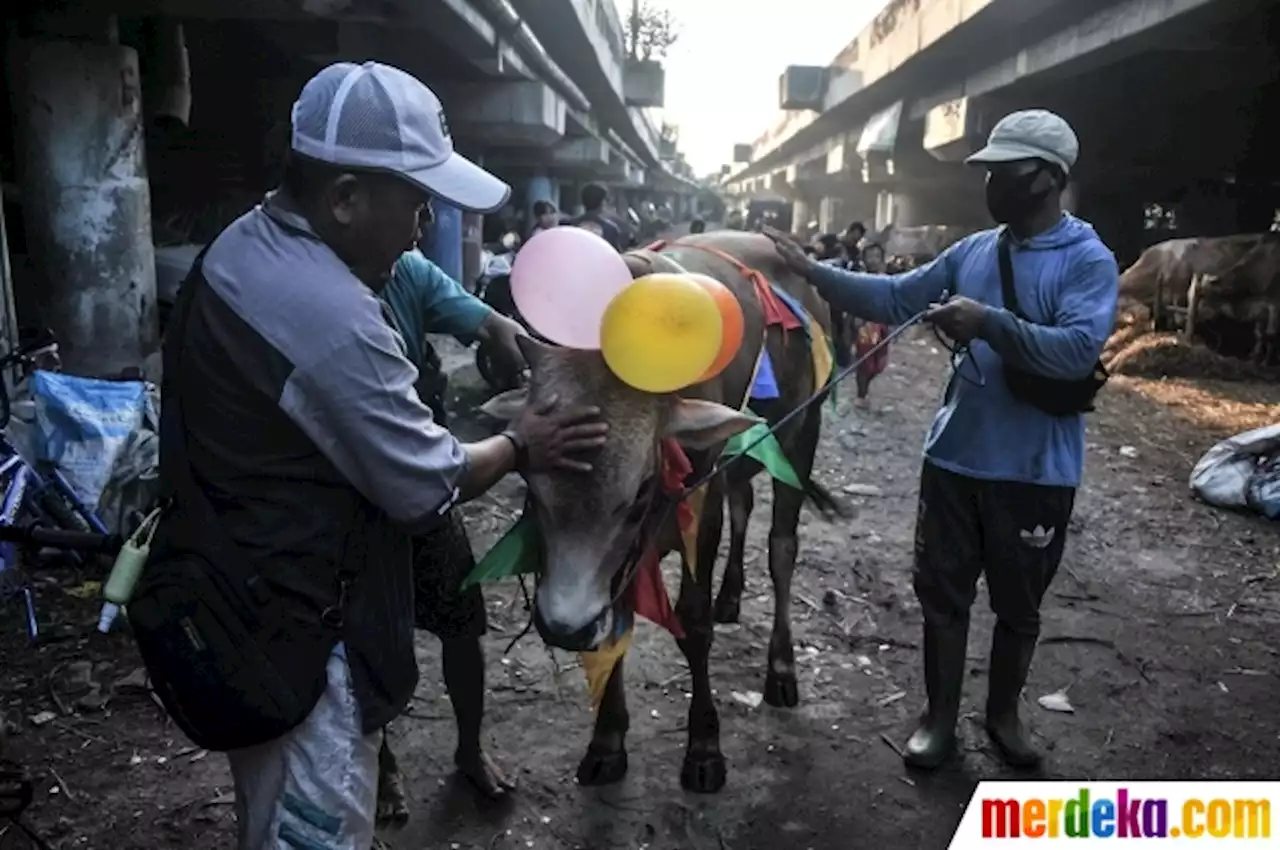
[678,307,933,497]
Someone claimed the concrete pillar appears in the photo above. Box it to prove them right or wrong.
[874,191,895,232]
[422,202,465,285]
[526,174,556,223]
[143,18,191,126]
[793,199,813,234]
[6,35,157,377]
[461,213,483,292]
[818,197,840,234]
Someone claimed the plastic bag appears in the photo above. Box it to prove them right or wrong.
[96,381,161,533]
[1189,423,1280,510]
[30,371,147,516]
[1246,454,1280,520]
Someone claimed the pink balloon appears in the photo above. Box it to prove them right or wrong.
[510,226,633,349]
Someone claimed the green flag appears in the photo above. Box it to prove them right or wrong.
[722,423,803,490]
[461,512,539,589]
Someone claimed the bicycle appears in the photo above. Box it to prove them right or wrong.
[0,330,112,642]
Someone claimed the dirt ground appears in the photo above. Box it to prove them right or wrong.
[3,329,1280,850]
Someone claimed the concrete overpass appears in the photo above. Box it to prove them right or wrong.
[0,0,697,374]
[723,0,1279,265]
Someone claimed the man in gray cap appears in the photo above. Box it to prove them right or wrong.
[145,61,607,849]
[766,109,1118,770]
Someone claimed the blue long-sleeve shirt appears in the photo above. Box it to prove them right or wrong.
[381,251,493,372]
[811,213,1118,487]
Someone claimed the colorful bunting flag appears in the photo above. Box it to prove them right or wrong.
[722,423,803,490]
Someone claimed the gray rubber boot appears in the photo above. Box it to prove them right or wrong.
[903,619,969,769]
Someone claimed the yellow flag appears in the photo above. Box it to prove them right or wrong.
[809,320,835,391]
[681,484,707,577]
[580,628,632,709]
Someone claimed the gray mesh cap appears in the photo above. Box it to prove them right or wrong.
[291,61,511,214]
[965,109,1079,175]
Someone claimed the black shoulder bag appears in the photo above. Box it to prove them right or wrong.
[126,250,350,751]
[996,235,1109,416]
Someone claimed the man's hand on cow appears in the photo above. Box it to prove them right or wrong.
[511,393,608,473]
[480,312,530,384]
[924,296,990,344]
[762,226,814,278]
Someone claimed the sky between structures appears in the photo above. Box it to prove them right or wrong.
[611,0,892,176]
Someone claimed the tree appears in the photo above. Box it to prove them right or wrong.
[626,0,679,61]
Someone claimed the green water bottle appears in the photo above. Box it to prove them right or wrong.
[98,507,162,634]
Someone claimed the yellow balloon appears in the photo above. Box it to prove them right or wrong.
[600,274,723,393]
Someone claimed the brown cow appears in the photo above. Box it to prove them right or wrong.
[1189,235,1280,363]
[482,231,842,792]
[1119,235,1265,327]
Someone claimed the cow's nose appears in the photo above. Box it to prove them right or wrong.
[533,602,610,652]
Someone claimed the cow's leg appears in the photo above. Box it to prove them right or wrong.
[376,731,409,827]
[763,408,820,709]
[678,479,727,793]
[714,463,757,623]
[576,657,630,786]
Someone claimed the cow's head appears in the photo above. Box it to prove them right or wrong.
[481,335,756,651]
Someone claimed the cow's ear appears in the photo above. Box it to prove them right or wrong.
[662,398,759,450]
[478,388,529,423]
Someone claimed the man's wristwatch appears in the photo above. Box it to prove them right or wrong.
[500,429,529,471]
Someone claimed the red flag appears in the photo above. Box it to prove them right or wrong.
[629,439,695,640]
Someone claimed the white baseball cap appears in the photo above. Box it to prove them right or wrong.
[965,109,1079,176]
[291,61,511,214]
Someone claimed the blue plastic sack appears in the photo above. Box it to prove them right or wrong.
[30,370,147,512]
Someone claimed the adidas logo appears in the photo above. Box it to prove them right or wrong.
[1019,524,1055,549]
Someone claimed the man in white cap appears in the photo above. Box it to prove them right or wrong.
[766,109,1118,770]
[142,61,608,850]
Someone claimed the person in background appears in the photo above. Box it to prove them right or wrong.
[842,221,866,269]
[372,220,529,822]
[528,200,559,240]
[766,109,1118,772]
[689,218,706,234]
[815,233,845,264]
[157,61,609,850]
[852,242,890,408]
[571,182,624,250]
[483,202,518,244]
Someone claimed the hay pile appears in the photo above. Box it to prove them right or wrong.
[1103,329,1279,382]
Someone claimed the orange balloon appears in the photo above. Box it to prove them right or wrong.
[686,273,745,382]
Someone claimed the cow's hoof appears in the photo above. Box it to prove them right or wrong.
[764,670,799,708]
[375,771,410,829]
[680,752,727,794]
[712,595,741,624]
[576,746,628,786]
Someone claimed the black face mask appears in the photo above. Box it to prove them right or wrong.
[985,168,1053,224]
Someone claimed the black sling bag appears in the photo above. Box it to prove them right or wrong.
[126,248,352,751]
[996,235,1109,416]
